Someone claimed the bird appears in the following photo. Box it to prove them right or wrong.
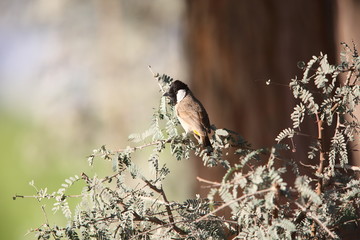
[164,80,213,153]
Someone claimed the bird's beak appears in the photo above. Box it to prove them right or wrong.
[163,92,170,97]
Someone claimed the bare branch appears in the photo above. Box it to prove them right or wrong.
[142,178,186,235]
[148,65,165,93]
[196,176,221,186]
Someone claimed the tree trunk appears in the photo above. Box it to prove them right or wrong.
[185,0,337,192]
[185,1,360,238]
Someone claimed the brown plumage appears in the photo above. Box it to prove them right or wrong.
[164,80,212,152]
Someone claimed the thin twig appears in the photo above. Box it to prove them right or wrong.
[40,206,55,239]
[101,172,120,183]
[195,187,274,223]
[335,164,360,171]
[196,177,221,186]
[148,65,165,93]
[37,192,57,239]
[312,112,326,237]
[133,211,167,227]
[294,131,314,138]
[330,103,339,112]
[299,161,317,170]
[330,218,360,230]
[115,138,171,153]
[13,194,83,200]
[315,112,325,195]
[345,68,354,86]
[142,178,186,235]
[295,202,336,239]
[139,196,171,206]
[131,219,189,239]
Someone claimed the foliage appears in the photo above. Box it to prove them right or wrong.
[14,44,360,239]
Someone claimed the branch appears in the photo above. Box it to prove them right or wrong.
[13,194,83,200]
[116,138,171,153]
[197,172,253,188]
[132,211,167,227]
[335,164,360,171]
[196,176,221,186]
[345,67,354,86]
[148,65,165,93]
[299,161,317,170]
[195,187,275,223]
[142,178,186,235]
[131,219,189,240]
[295,202,336,239]
[101,172,120,183]
[315,112,325,195]
[330,218,360,230]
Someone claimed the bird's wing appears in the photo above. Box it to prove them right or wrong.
[176,96,210,136]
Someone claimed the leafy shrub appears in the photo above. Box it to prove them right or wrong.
[15,43,360,239]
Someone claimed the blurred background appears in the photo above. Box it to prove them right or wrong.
[0,0,359,239]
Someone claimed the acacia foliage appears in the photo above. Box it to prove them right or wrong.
[17,43,360,239]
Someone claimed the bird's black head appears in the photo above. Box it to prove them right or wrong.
[163,80,189,105]
[169,80,189,92]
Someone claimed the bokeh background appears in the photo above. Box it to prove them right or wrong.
[0,1,190,239]
[1,1,359,239]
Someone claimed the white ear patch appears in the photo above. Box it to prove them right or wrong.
[176,89,186,102]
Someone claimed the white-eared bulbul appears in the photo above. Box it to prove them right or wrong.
[164,80,213,152]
